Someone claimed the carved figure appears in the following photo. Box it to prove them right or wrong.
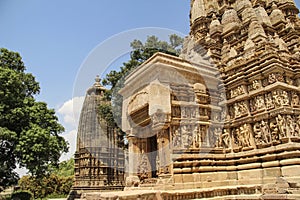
[295,116,300,137]
[261,120,271,143]
[193,125,201,148]
[255,96,265,110]
[214,127,222,148]
[281,91,289,106]
[253,123,263,144]
[269,73,277,84]
[173,129,181,148]
[240,124,251,147]
[273,91,282,107]
[253,80,261,90]
[292,93,299,106]
[181,126,192,148]
[276,114,287,138]
[286,115,295,137]
[240,102,248,115]
[265,93,274,109]
[221,129,230,149]
[234,103,241,117]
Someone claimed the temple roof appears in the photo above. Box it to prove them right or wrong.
[76,76,108,151]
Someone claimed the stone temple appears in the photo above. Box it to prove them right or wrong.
[71,76,125,198]
[73,0,300,199]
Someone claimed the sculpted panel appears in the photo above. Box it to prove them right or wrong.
[234,101,249,118]
[233,124,252,148]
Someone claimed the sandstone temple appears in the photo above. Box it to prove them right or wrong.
[71,76,125,197]
[72,0,300,199]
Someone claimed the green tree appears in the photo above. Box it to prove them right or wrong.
[18,159,74,199]
[50,158,74,177]
[99,34,183,132]
[0,48,68,191]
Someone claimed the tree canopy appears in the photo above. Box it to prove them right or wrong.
[18,158,74,199]
[98,34,183,129]
[0,48,68,191]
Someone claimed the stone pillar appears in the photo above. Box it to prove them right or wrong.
[125,134,140,187]
[157,129,172,176]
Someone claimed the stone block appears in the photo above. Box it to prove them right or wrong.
[173,174,182,183]
[182,174,194,183]
[263,167,281,178]
[238,169,264,185]
[281,165,300,177]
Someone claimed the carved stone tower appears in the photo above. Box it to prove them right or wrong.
[188,0,300,153]
[119,0,300,199]
[71,76,125,197]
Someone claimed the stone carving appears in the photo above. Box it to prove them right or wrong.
[273,90,289,107]
[216,128,230,149]
[251,95,266,112]
[286,115,295,137]
[261,120,272,143]
[125,176,140,187]
[214,127,223,148]
[265,93,274,109]
[276,114,287,138]
[221,129,231,149]
[193,125,201,148]
[252,80,261,90]
[172,106,181,117]
[128,91,149,115]
[181,125,192,148]
[270,120,280,141]
[253,123,263,144]
[274,33,289,52]
[292,92,299,107]
[234,124,252,148]
[234,101,248,118]
[294,116,300,137]
[292,45,300,60]
[254,120,272,145]
[200,125,207,146]
[152,110,167,125]
[138,150,150,181]
[230,86,246,98]
[113,0,300,198]
[255,96,265,110]
[173,128,181,148]
[281,91,290,106]
[268,73,284,84]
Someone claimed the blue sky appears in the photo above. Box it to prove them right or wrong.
[0,0,190,107]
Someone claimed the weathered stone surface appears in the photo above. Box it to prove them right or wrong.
[70,77,125,199]
[117,0,300,199]
[75,0,300,199]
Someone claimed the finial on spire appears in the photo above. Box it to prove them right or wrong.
[94,75,101,86]
[95,75,100,82]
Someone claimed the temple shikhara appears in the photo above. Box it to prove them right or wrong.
[71,77,125,196]
[71,0,300,199]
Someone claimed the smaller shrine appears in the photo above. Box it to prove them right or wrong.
[119,52,221,186]
[69,76,125,199]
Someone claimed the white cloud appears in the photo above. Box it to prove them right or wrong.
[60,129,77,161]
[57,96,85,129]
[57,96,85,161]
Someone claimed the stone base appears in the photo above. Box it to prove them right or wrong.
[67,186,124,200]
[78,186,300,200]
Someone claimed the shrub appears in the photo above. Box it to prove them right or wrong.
[11,190,33,200]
